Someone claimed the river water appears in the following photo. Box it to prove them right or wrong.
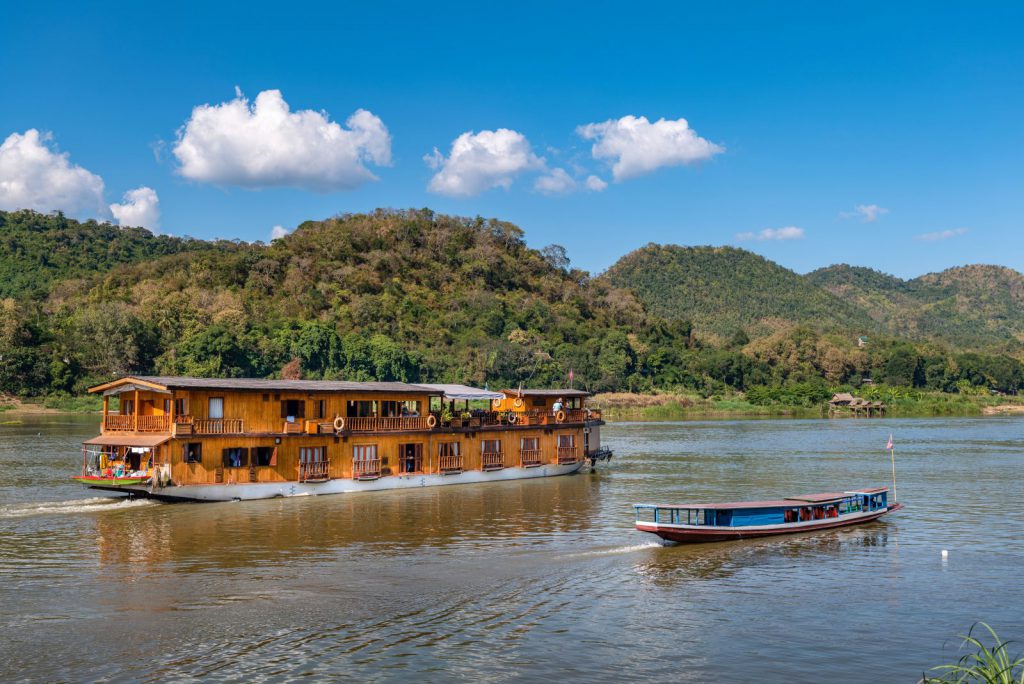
[0,414,1021,682]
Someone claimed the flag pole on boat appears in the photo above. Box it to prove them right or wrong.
[886,433,897,502]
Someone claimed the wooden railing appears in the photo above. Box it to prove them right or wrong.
[192,418,244,434]
[346,416,429,432]
[103,414,170,432]
[520,449,543,467]
[353,458,381,480]
[557,447,579,465]
[439,454,463,473]
[481,451,504,471]
[299,459,330,482]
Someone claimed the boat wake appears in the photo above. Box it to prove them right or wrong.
[0,496,156,519]
[561,541,662,559]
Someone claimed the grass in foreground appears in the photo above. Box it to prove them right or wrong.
[924,623,1024,683]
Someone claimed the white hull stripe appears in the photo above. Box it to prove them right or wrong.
[108,462,585,501]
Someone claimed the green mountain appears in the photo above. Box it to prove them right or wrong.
[808,264,1024,349]
[0,209,229,299]
[2,209,1021,399]
[602,244,876,338]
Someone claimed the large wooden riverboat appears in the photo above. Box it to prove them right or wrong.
[74,376,611,502]
[634,488,902,543]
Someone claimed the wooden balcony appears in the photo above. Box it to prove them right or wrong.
[346,416,429,432]
[439,454,463,474]
[192,418,244,434]
[557,446,580,465]
[520,449,543,468]
[103,414,170,432]
[481,451,504,471]
[353,458,382,481]
[299,459,330,482]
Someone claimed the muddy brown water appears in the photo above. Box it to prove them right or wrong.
[1,414,1022,682]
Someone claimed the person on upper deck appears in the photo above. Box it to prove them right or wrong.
[552,397,564,413]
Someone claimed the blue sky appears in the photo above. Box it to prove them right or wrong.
[1,1,1022,278]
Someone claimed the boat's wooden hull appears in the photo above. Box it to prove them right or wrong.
[636,503,903,543]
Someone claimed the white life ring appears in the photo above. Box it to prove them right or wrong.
[513,397,524,409]
[492,398,503,409]
[584,407,593,418]
[426,414,438,428]
[507,413,518,425]
[333,416,346,432]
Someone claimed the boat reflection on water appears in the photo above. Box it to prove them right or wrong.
[631,525,895,588]
[90,473,603,572]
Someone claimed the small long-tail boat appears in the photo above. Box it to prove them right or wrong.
[634,488,902,544]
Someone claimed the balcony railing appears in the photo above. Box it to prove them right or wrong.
[557,446,580,465]
[439,454,463,474]
[346,416,429,432]
[520,449,543,468]
[481,451,504,471]
[353,458,382,480]
[192,418,244,434]
[103,414,170,432]
[299,459,330,482]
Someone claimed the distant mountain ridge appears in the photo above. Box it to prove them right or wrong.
[606,244,1024,351]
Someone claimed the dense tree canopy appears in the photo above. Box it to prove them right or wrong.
[0,209,1021,400]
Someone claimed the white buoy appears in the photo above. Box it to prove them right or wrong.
[941,549,949,558]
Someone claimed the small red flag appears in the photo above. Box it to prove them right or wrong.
[886,435,893,450]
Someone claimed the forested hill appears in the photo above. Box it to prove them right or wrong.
[1,209,1022,399]
[602,244,876,339]
[0,209,233,299]
[807,263,1024,349]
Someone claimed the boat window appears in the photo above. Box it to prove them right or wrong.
[222,447,249,468]
[558,434,575,448]
[313,400,326,420]
[532,399,546,408]
[122,399,135,416]
[401,401,421,416]
[300,446,327,463]
[183,442,202,464]
[346,400,377,418]
[281,399,305,421]
[253,447,276,466]
[439,442,460,458]
[482,439,501,454]
[208,397,224,420]
[520,437,539,451]
[353,445,378,462]
[174,398,187,417]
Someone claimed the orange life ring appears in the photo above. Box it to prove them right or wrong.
[333,416,346,432]
[491,398,503,409]
[555,410,566,423]
[426,414,438,428]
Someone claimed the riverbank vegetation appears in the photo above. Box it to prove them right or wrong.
[1,209,1022,414]
[923,623,1024,683]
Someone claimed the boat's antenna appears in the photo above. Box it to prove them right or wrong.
[887,433,897,502]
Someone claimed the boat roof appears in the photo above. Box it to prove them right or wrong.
[89,375,438,395]
[636,488,887,510]
[83,434,170,447]
[418,384,505,401]
[501,388,591,398]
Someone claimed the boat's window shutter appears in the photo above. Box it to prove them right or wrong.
[280,401,288,419]
[297,401,306,419]
[270,447,278,466]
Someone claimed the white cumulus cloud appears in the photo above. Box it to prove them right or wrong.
[841,204,889,222]
[270,224,290,240]
[110,187,160,231]
[173,88,391,191]
[916,228,968,242]
[0,129,106,216]
[585,175,608,192]
[534,167,576,195]
[576,115,723,181]
[426,128,544,197]
[736,226,805,242]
